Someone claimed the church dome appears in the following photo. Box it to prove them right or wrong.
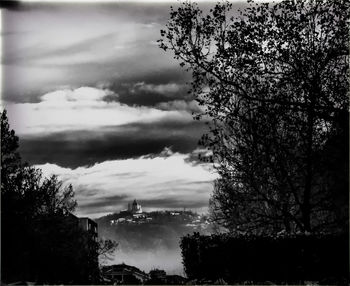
[130,199,142,214]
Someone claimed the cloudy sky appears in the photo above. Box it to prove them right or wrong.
[1,1,248,218]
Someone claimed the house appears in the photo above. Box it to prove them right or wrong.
[149,269,166,281]
[78,217,98,240]
[102,264,149,284]
[147,269,167,284]
[147,269,187,285]
[67,213,98,240]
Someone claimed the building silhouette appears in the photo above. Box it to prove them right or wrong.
[102,264,149,284]
[78,217,98,240]
[128,199,142,214]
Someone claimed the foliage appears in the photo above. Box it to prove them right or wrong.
[180,232,348,284]
[1,110,21,179]
[0,110,101,284]
[159,0,349,234]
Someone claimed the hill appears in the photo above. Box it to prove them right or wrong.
[95,210,212,274]
[96,210,211,250]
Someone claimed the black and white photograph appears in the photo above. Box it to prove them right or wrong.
[1,0,349,284]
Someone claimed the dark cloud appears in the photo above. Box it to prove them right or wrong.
[2,1,248,105]
[77,193,210,217]
[2,57,190,106]
[0,0,22,10]
[78,194,208,213]
[81,196,209,214]
[109,81,192,107]
[139,198,209,210]
[3,32,117,66]
[3,3,180,103]
[19,120,208,168]
[78,195,129,210]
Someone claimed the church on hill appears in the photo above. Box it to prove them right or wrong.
[128,199,142,214]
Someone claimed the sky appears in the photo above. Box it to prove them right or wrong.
[0,0,251,275]
[0,1,253,218]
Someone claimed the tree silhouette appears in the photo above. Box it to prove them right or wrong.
[159,0,349,234]
[0,110,103,284]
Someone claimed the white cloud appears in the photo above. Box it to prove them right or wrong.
[141,22,160,29]
[36,150,218,218]
[40,87,113,105]
[6,87,192,135]
[134,82,183,95]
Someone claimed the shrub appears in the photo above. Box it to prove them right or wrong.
[180,232,348,284]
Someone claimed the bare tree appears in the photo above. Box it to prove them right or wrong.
[159,0,349,234]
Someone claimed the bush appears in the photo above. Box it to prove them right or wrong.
[180,232,349,284]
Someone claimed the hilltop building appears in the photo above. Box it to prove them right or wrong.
[128,199,142,214]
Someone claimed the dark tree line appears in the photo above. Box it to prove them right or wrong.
[160,0,349,235]
[1,110,116,284]
[180,232,348,284]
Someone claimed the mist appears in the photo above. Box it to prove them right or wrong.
[107,247,184,275]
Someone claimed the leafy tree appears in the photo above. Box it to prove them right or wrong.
[159,0,349,234]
